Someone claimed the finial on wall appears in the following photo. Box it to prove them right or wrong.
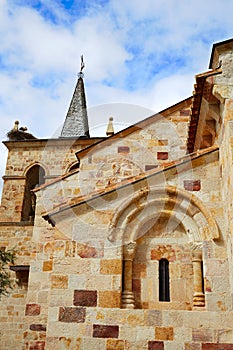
[106,117,114,136]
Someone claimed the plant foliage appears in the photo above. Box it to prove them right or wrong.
[0,249,16,297]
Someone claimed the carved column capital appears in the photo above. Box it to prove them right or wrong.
[123,242,137,261]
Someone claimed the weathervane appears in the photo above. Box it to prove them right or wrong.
[78,55,85,78]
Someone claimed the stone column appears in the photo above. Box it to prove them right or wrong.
[192,250,205,307]
[121,242,137,309]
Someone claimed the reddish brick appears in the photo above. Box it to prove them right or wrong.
[157,152,168,160]
[29,324,46,332]
[25,304,41,316]
[73,290,97,307]
[118,146,130,153]
[93,325,119,338]
[184,180,201,191]
[29,341,45,350]
[58,307,86,323]
[180,109,190,116]
[202,344,233,350]
[148,341,164,350]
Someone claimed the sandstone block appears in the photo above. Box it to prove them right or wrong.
[58,307,86,323]
[192,328,213,342]
[51,275,68,289]
[106,339,125,350]
[42,261,53,272]
[100,259,122,274]
[99,291,121,308]
[155,327,174,341]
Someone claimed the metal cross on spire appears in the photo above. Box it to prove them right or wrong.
[79,55,85,78]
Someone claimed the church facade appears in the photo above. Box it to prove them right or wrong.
[0,39,233,349]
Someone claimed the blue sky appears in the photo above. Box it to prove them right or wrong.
[1,0,233,195]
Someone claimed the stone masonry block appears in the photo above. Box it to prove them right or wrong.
[157,152,168,160]
[25,304,41,316]
[29,341,45,350]
[151,245,176,261]
[100,259,122,274]
[93,324,119,338]
[51,275,68,289]
[73,290,97,307]
[58,307,86,323]
[148,341,164,350]
[155,327,174,341]
[42,261,53,272]
[106,339,125,350]
[183,180,201,191]
[192,328,213,342]
[202,344,233,350]
[145,310,162,326]
[29,324,46,332]
[185,344,201,350]
[99,291,121,308]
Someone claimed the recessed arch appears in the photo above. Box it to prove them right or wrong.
[23,161,49,177]
[108,185,219,243]
[21,164,46,221]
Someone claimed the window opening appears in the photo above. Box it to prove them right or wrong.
[21,165,45,222]
[159,258,170,302]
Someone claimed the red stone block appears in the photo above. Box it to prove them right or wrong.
[29,324,46,332]
[29,341,45,350]
[73,290,97,307]
[180,109,190,116]
[118,146,130,153]
[59,307,86,323]
[148,341,164,350]
[93,325,119,338]
[202,344,233,350]
[157,152,168,160]
[25,304,41,316]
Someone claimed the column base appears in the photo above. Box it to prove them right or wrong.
[121,291,135,309]
[193,292,205,307]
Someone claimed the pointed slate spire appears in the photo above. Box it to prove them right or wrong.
[60,56,90,138]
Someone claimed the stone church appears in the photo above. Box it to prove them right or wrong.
[0,38,233,350]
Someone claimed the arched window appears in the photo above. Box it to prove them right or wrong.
[21,165,45,222]
[159,259,170,302]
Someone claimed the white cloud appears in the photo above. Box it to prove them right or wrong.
[1,0,233,197]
